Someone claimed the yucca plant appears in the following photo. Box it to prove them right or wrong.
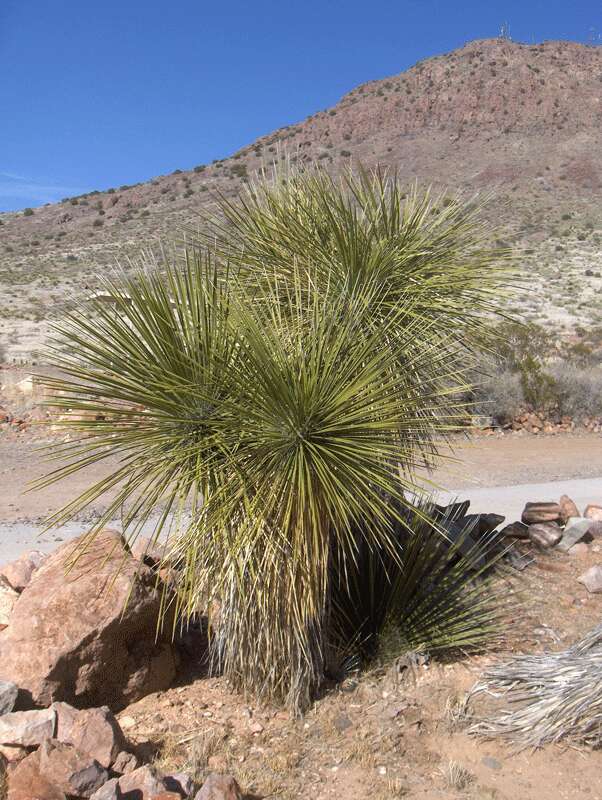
[37,165,510,712]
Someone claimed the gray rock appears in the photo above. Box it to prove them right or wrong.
[557,519,593,552]
[578,565,602,593]
[0,707,56,746]
[528,521,563,548]
[482,756,502,770]
[0,680,18,715]
[499,521,529,539]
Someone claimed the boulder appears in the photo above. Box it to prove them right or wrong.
[0,680,18,715]
[528,522,563,549]
[0,530,177,709]
[556,519,593,552]
[53,702,125,768]
[499,521,529,539]
[7,749,66,800]
[194,774,242,800]
[0,550,46,592]
[559,495,580,523]
[521,502,561,525]
[37,739,108,798]
[0,576,18,626]
[0,708,56,747]
[584,504,602,522]
[578,565,602,593]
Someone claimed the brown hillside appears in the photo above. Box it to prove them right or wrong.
[2,37,602,360]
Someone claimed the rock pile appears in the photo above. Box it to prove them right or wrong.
[0,533,241,798]
[496,494,602,591]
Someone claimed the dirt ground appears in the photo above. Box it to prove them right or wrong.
[2,427,602,798]
[2,429,602,525]
[120,540,602,800]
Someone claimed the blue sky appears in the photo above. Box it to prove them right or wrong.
[0,0,600,211]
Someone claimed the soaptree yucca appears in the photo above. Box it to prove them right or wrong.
[38,165,510,712]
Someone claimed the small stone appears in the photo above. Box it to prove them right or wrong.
[585,504,602,521]
[482,756,502,770]
[207,754,229,772]
[0,680,18,715]
[194,773,242,800]
[522,502,561,525]
[528,522,563,548]
[112,749,139,774]
[559,495,580,523]
[0,550,46,592]
[0,707,56,747]
[333,714,352,733]
[248,720,263,734]
[578,565,602,593]
[557,519,593,552]
[568,542,589,558]
[117,764,167,796]
[499,521,529,539]
[151,795,182,800]
[0,576,18,626]
[164,772,194,796]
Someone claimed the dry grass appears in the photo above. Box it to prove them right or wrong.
[439,759,475,791]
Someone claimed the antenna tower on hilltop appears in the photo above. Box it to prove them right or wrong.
[500,22,511,41]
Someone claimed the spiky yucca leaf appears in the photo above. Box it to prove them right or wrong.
[193,163,512,337]
[37,251,471,711]
[328,503,507,674]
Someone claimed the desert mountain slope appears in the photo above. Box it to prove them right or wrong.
[2,38,602,360]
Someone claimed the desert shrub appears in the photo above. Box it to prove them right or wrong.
[471,368,523,423]
[39,165,509,713]
[548,363,602,419]
[23,207,34,216]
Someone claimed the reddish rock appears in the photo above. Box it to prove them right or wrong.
[568,542,589,558]
[53,702,125,768]
[521,502,561,525]
[151,794,182,800]
[0,530,177,709]
[528,522,563,548]
[0,551,46,592]
[7,749,66,800]
[37,739,108,798]
[194,773,242,800]
[112,749,139,774]
[559,494,580,523]
[584,504,602,522]
[578,565,602,593]
[117,764,167,797]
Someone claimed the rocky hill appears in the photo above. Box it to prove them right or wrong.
[2,37,602,361]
